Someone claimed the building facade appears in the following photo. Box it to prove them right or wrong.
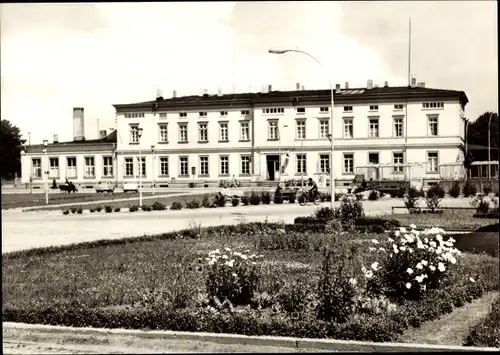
[21,82,469,191]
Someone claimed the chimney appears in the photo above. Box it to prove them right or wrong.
[411,77,417,87]
[268,84,273,92]
[53,134,59,144]
[345,82,349,89]
[99,130,107,139]
[296,82,301,90]
[73,107,85,141]
[384,81,389,87]
[367,79,373,89]
[217,87,223,96]
[301,85,305,90]
[173,90,177,98]
[335,84,341,93]
[203,89,208,96]
[417,82,425,88]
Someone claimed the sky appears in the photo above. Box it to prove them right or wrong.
[1,1,497,144]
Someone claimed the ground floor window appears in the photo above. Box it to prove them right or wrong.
[241,155,250,175]
[220,156,229,175]
[137,157,146,177]
[180,156,189,176]
[393,152,404,172]
[343,153,354,173]
[200,156,209,176]
[84,157,95,177]
[159,157,169,176]
[125,158,134,176]
[296,154,306,174]
[427,152,439,172]
[32,158,42,178]
[319,154,330,173]
[67,157,77,178]
[49,157,59,179]
[103,156,113,177]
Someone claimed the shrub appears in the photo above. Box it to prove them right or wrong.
[484,184,493,195]
[463,181,477,197]
[170,201,183,210]
[201,195,211,208]
[70,208,77,214]
[368,190,379,201]
[95,206,102,212]
[403,187,420,212]
[426,185,444,211]
[214,194,226,208]
[275,279,313,314]
[205,247,263,306]
[261,191,271,204]
[104,205,113,213]
[129,204,139,212]
[232,197,240,207]
[249,191,261,205]
[114,207,121,212]
[241,195,250,206]
[89,208,95,213]
[315,206,334,220]
[77,207,83,214]
[141,204,152,212]
[152,201,166,210]
[355,217,401,232]
[449,181,461,198]
[335,196,364,229]
[186,199,201,209]
[273,194,283,204]
[62,210,69,215]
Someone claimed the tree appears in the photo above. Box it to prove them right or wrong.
[0,120,26,180]
[466,112,499,162]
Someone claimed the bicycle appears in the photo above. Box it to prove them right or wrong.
[298,189,322,206]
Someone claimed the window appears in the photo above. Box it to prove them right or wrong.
[199,112,207,117]
[158,124,168,143]
[296,154,307,174]
[220,111,228,116]
[198,123,208,142]
[241,110,250,116]
[84,157,95,177]
[343,118,353,138]
[262,107,284,114]
[394,117,403,137]
[394,104,404,110]
[427,152,439,172]
[130,125,139,143]
[125,158,134,177]
[428,116,438,136]
[67,157,77,178]
[296,120,306,139]
[49,157,59,178]
[369,105,378,111]
[179,123,188,142]
[422,102,444,109]
[137,157,146,176]
[344,106,353,112]
[343,153,354,173]
[179,112,187,118]
[124,112,145,118]
[240,122,249,141]
[220,156,229,175]
[393,153,404,172]
[103,156,113,177]
[31,158,42,178]
[179,156,189,176]
[268,121,279,140]
[219,122,228,141]
[159,157,169,176]
[319,120,329,139]
[199,156,209,176]
[369,118,379,137]
[241,155,250,175]
[320,154,330,173]
[320,107,329,113]
[296,107,306,114]
[159,113,167,118]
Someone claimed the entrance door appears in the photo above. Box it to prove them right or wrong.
[266,155,280,181]
[368,153,380,180]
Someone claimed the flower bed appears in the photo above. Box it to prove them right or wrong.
[3,222,498,343]
[464,296,500,348]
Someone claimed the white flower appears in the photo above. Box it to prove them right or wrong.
[407,268,414,275]
[421,260,428,266]
[405,283,412,289]
[249,254,256,259]
[371,239,379,244]
[232,273,237,277]
[438,262,446,272]
[410,224,417,229]
[424,237,429,243]
[224,247,231,252]
[415,275,424,283]
[364,270,374,278]
[400,227,407,233]
[226,260,234,267]
[251,262,257,265]
[222,255,228,259]
[400,246,406,251]
[371,262,380,271]
[469,277,475,283]
[215,249,220,254]
[378,247,385,252]
[405,234,415,243]
[436,234,443,242]
[429,265,436,271]
[429,241,437,248]
[208,259,215,265]
[361,266,367,273]
[416,263,423,270]
[241,255,248,260]
[436,247,442,255]
[394,231,400,237]
[449,256,457,264]
[349,278,357,286]
[387,237,394,242]
[417,241,425,249]
[448,237,456,244]
[369,247,376,252]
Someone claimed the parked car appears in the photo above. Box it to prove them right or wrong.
[123,182,139,193]
[59,183,78,193]
[95,181,115,193]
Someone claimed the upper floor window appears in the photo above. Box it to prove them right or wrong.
[343,118,353,138]
[393,152,404,172]
[394,104,404,110]
[268,121,279,140]
[158,124,168,143]
[369,118,379,138]
[179,112,187,118]
[198,123,208,142]
[393,117,403,137]
[296,107,306,114]
[369,105,378,111]
[124,112,145,119]
[262,107,284,114]
[219,122,228,142]
[220,111,228,116]
[320,107,329,113]
[428,116,438,136]
[130,125,139,143]
[199,112,207,117]
[240,122,250,141]
[319,119,329,139]
[241,110,250,116]
[296,120,306,139]
[178,123,188,143]
[343,106,353,112]
[422,102,444,109]
[31,158,42,178]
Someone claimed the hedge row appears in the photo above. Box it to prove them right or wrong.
[293,216,401,232]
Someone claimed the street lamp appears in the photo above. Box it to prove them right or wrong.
[151,145,156,195]
[42,139,49,205]
[488,113,492,180]
[268,48,335,209]
[137,127,144,206]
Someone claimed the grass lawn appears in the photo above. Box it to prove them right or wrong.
[389,210,496,230]
[3,222,499,342]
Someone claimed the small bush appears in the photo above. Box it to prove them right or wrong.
[95,206,102,212]
[315,206,334,220]
[129,204,139,212]
[201,195,211,208]
[249,191,261,205]
[152,201,166,210]
[448,181,461,198]
[114,207,121,212]
[261,191,271,204]
[273,194,283,204]
[62,210,69,215]
[368,190,379,201]
[170,201,183,210]
[335,196,364,229]
[141,205,152,212]
[77,207,83,214]
[463,181,477,197]
[104,205,113,213]
[241,195,250,206]
[426,185,444,211]
[214,194,226,208]
[484,184,493,195]
[70,208,77,214]
[89,208,95,213]
[186,199,201,209]
[231,197,240,207]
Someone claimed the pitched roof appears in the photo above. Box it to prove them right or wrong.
[113,86,469,111]
[26,130,117,149]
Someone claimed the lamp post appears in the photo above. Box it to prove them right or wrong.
[151,145,156,195]
[137,127,144,206]
[268,48,335,209]
[42,139,49,205]
[488,113,492,180]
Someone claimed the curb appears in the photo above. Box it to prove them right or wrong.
[3,322,498,352]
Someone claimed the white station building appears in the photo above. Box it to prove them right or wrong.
[21,80,470,191]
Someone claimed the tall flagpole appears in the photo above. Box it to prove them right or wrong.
[404,17,411,181]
